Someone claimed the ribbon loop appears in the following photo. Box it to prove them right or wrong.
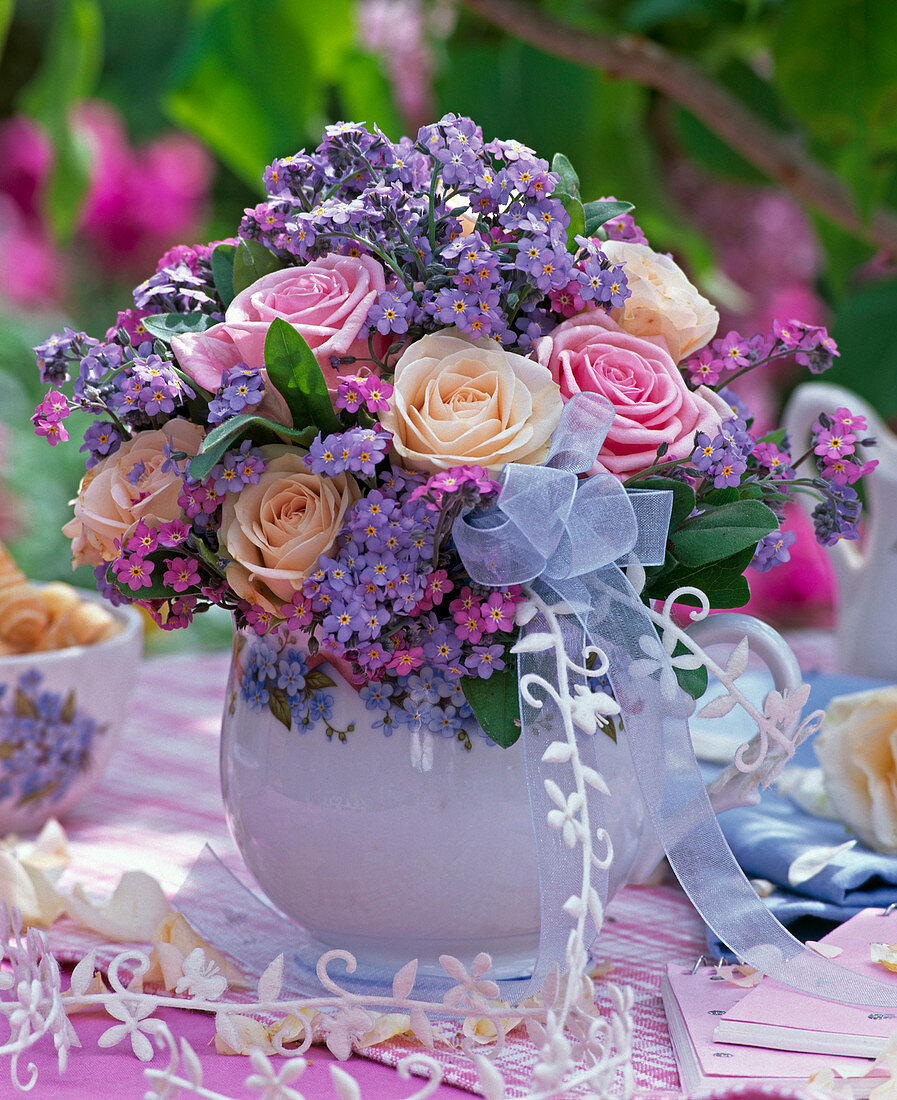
[453,392,672,586]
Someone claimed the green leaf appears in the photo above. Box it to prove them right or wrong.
[672,641,708,701]
[702,486,740,507]
[267,687,292,730]
[582,199,635,237]
[104,566,181,603]
[211,243,237,308]
[559,193,586,252]
[826,277,897,417]
[41,130,92,244]
[142,312,219,343]
[188,411,316,482]
[19,0,102,119]
[264,318,340,435]
[461,631,521,748]
[669,501,778,567]
[755,428,788,448]
[0,1,14,62]
[14,689,39,720]
[61,690,76,724]
[462,658,522,748]
[626,475,695,531]
[773,0,897,188]
[643,546,757,609]
[18,0,103,244]
[551,152,580,197]
[305,669,336,692]
[163,0,384,189]
[621,0,727,31]
[232,239,284,295]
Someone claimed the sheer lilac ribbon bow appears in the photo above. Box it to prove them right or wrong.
[455,391,897,1008]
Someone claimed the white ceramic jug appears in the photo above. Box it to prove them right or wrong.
[784,381,897,679]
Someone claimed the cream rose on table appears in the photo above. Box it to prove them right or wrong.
[171,253,386,400]
[379,329,563,473]
[814,687,897,854]
[532,310,728,477]
[63,419,205,568]
[218,446,360,614]
[601,240,718,363]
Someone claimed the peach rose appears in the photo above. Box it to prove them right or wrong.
[379,330,563,473]
[533,310,727,477]
[218,446,359,613]
[601,240,718,363]
[172,253,386,398]
[63,419,205,567]
[815,687,897,854]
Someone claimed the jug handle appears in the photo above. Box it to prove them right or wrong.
[626,611,817,884]
[685,612,811,815]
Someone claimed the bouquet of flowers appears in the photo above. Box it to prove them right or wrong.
[31,114,875,746]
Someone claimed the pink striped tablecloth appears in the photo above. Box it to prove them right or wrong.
[37,635,838,1097]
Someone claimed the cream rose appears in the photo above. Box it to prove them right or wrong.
[218,447,359,613]
[602,240,718,363]
[815,687,897,854]
[379,330,563,473]
[63,419,205,568]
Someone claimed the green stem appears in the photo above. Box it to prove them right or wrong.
[714,350,790,390]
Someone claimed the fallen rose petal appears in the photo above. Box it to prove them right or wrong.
[64,870,171,941]
[214,1012,311,1056]
[871,942,897,973]
[807,941,844,959]
[10,818,71,870]
[143,911,247,990]
[716,963,764,988]
[63,969,108,1013]
[357,1013,412,1046]
[0,851,64,926]
[787,840,857,886]
[460,998,524,1045]
[807,1067,855,1099]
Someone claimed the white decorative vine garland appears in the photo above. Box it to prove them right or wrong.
[0,584,818,1098]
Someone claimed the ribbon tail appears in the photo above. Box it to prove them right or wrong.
[590,564,897,1007]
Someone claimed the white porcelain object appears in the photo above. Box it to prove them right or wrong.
[220,612,799,977]
[0,592,143,832]
[784,382,897,678]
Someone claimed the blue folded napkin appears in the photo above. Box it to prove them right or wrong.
[701,671,897,957]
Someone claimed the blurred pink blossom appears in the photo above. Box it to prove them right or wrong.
[744,503,836,629]
[357,0,456,130]
[0,115,53,222]
[74,102,212,272]
[0,197,66,309]
[0,101,213,309]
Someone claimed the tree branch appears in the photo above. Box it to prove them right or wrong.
[460,0,897,255]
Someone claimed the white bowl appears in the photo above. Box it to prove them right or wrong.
[0,592,143,833]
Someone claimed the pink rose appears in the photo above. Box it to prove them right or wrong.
[533,310,728,477]
[173,254,386,407]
